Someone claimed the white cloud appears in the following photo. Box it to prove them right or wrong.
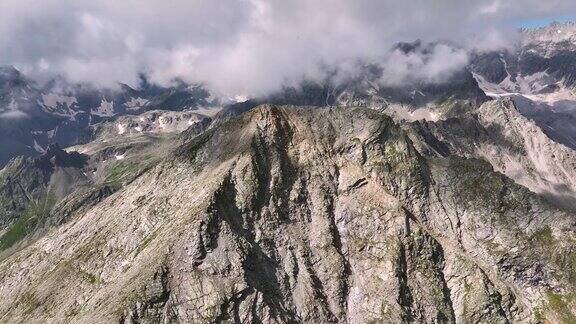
[0,110,28,120]
[0,0,574,95]
[480,1,502,15]
[379,45,470,86]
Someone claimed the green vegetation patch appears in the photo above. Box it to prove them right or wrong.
[0,192,56,251]
[19,291,41,315]
[545,291,576,323]
[133,231,160,257]
[530,225,556,247]
[442,157,530,214]
[448,158,505,209]
[0,215,35,251]
[103,160,156,190]
[79,269,99,284]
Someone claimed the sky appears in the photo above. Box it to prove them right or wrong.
[517,14,576,28]
[0,0,575,96]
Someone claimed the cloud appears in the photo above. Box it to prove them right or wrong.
[0,0,575,95]
[0,110,28,120]
[465,29,520,53]
[378,44,470,87]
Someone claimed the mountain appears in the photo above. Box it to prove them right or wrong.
[0,144,89,250]
[1,22,576,323]
[404,98,576,211]
[0,105,575,322]
[254,37,576,210]
[265,43,488,118]
[0,66,64,167]
[0,68,223,168]
[217,48,488,135]
[470,22,576,150]
[2,22,575,170]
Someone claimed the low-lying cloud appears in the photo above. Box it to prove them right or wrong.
[378,44,470,87]
[0,110,28,120]
[1,0,575,96]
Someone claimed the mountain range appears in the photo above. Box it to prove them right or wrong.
[0,22,576,323]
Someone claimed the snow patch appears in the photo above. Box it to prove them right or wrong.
[0,110,27,119]
[234,95,248,103]
[42,93,77,109]
[91,99,115,117]
[33,140,45,154]
[47,127,58,139]
[158,116,168,129]
[7,99,18,111]
[117,124,127,135]
[124,97,149,110]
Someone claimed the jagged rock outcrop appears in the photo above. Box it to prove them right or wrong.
[0,105,574,323]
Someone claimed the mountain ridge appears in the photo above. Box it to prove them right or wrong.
[0,105,574,322]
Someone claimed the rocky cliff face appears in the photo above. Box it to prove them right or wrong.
[0,105,574,323]
[404,98,576,211]
[0,144,88,235]
[470,22,576,152]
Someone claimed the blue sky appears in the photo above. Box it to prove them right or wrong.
[517,13,576,28]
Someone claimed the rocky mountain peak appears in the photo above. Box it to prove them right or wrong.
[522,21,576,44]
[2,18,576,323]
[0,104,574,323]
[0,65,20,78]
[0,65,28,91]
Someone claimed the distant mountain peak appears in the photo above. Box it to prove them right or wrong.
[0,65,26,86]
[0,65,19,75]
[521,21,576,45]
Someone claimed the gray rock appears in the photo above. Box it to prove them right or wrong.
[0,105,574,323]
